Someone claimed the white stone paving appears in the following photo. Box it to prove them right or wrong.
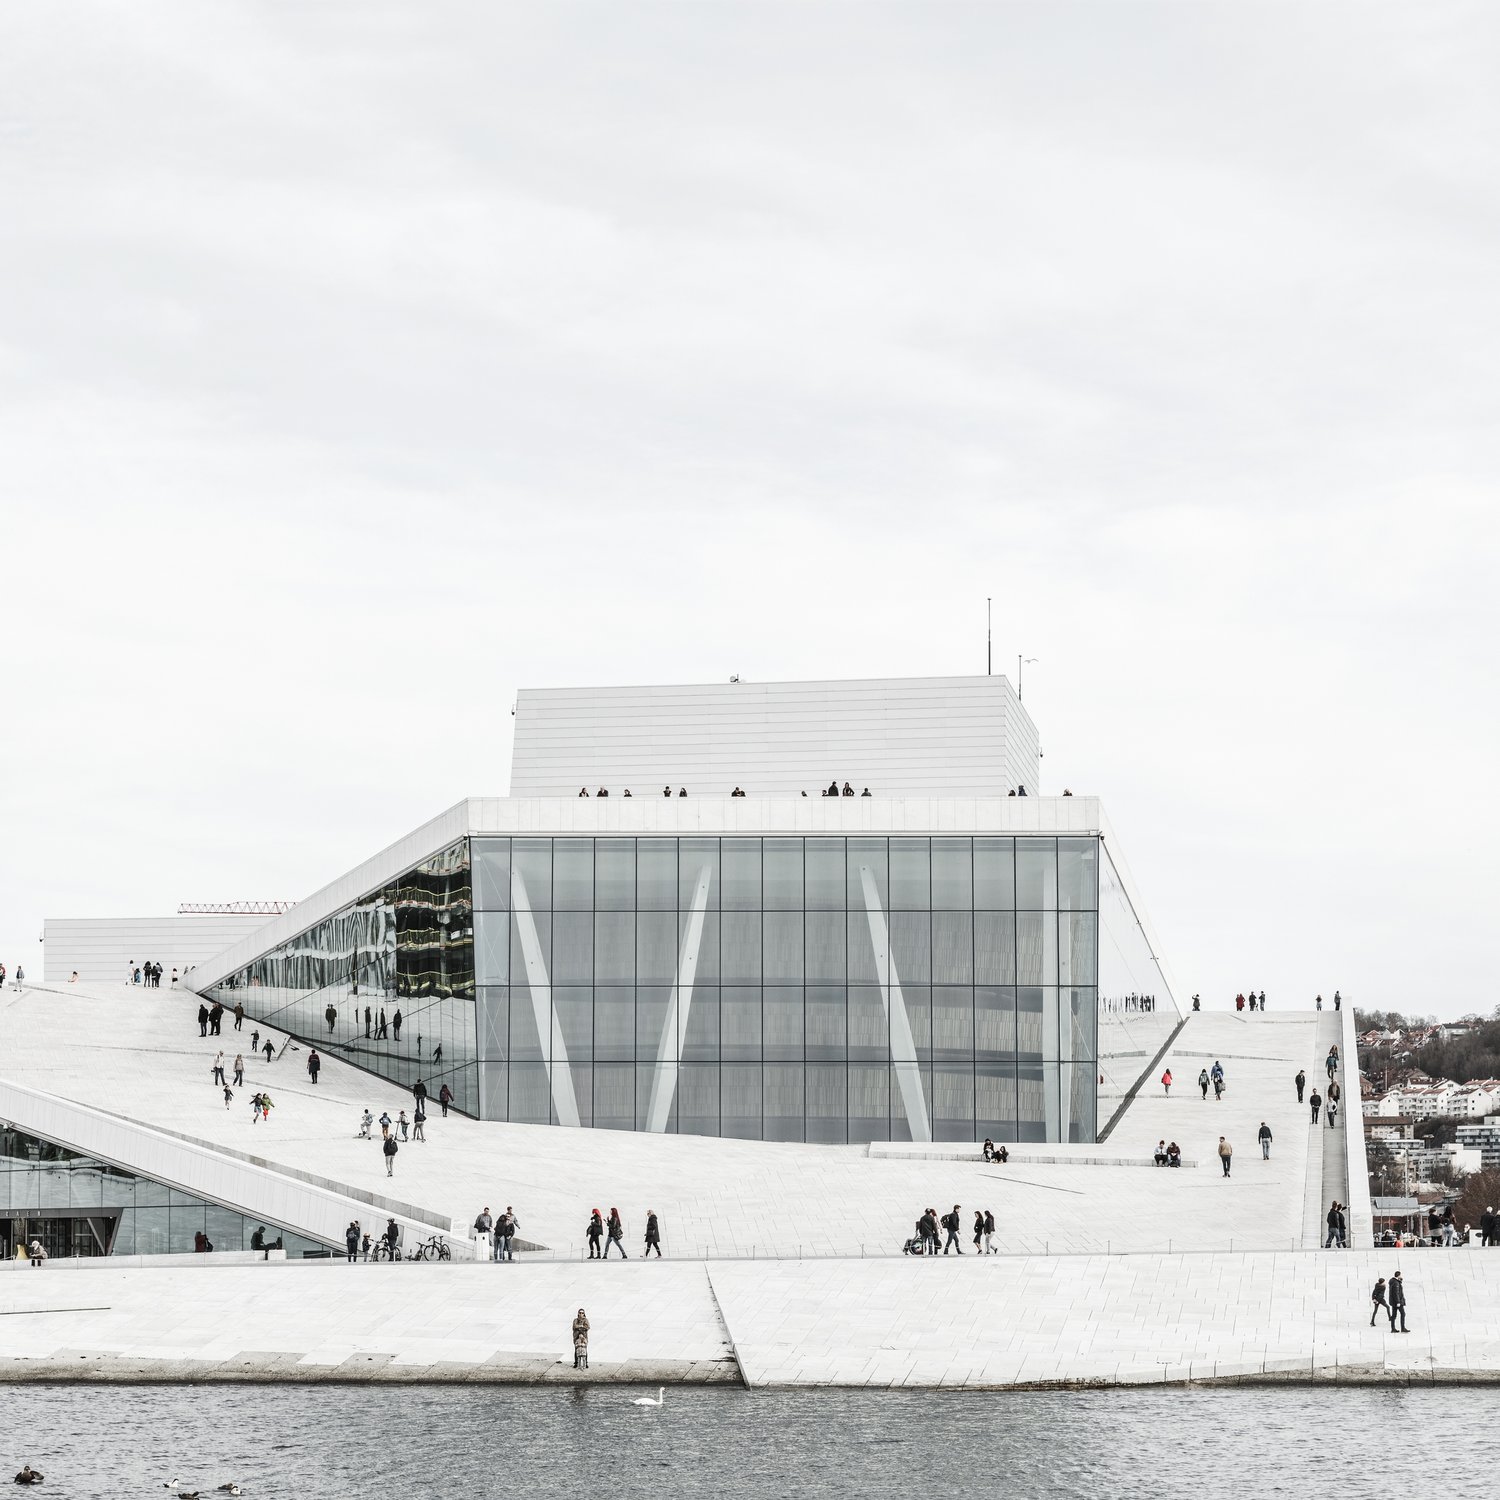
[0,984,1329,1259]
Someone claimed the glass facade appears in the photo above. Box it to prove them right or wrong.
[206,832,1105,1143]
[0,1124,327,1259]
[204,840,478,1115]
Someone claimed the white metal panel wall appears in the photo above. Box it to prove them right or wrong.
[510,676,1041,799]
[43,915,275,984]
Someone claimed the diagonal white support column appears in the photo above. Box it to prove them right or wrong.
[646,862,713,1134]
[510,867,581,1129]
[859,865,931,1143]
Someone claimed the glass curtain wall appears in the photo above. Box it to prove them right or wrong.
[203,841,478,1113]
[471,834,1099,1142]
[1096,842,1181,1128]
[0,1125,327,1258]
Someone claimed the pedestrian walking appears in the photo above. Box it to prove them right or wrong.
[1336,1203,1348,1248]
[983,1208,996,1254]
[587,1209,604,1258]
[1218,1137,1232,1177]
[364,1005,372,1038]
[1198,1068,1210,1100]
[1388,1270,1408,1331]
[1310,1089,1322,1125]
[211,1052,226,1086]
[439,1083,453,1118]
[1326,1201,1342,1249]
[233,1053,244,1087]
[496,1207,518,1262]
[413,1078,429,1114]
[942,1204,964,1254]
[262,1039,274,1063]
[1213,1074,1225,1101]
[398,1109,409,1140]
[233,1002,244,1031]
[1258,1121,1272,1159]
[198,1003,210,1037]
[1161,1068,1172,1096]
[383,1134,398,1177]
[412,1102,426,1141]
[973,1209,985,1251]
[393,1008,403,1041]
[378,1110,392,1138]
[222,1084,234,1109]
[259,1092,272,1123]
[325,1002,337,1034]
[1370,1276,1389,1325]
[250,1027,260,1053]
[307,1048,321,1085]
[605,1207,627,1259]
[1295,1069,1306,1103]
[210,1003,223,1035]
[644,1209,662,1258]
[376,1008,388,1039]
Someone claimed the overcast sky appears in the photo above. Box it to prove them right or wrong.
[2,4,1496,1018]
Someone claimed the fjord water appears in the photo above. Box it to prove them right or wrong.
[5,1384,1493,1498]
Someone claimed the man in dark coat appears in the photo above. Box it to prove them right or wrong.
[1479,1207,1497,1247]
[1388,1270,1408,1331]
[1295,1069,1306,1103]
[644,1209,662,1258]
[1310,1089,1322,1124]
[1370,1277,1389,1325]
[197,1003,209,1037]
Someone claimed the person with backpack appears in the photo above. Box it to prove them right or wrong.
[941,1204,964,1254]
[1198,1068,1210,1100]
[605,1207,627,1259]
[586,1209,604,1258]
[383,1133,398,1177]
[438,1082,453,1118]
[345,1221,361,1263]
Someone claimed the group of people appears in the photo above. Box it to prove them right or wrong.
[471,1206,522,1261]
[129,961,174,987]
[584,1207,659,1258]
[1152,1140,1183,1167]
[1233,991,1267,1011]
[1315,991,1344,1010]
[0,964,17,990]
[344,1217,402,1262]
[1187,1060,1227,1100]
[574,780,883,798]
[904,1205,996,1255]
[981,1139,1010,1163]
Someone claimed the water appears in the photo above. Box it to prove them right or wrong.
[4,1384,1494,1498]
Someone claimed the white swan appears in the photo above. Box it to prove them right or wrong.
[631,1386,664,1407]
[217,1488,242,1496]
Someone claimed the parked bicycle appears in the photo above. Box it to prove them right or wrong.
[407,1233,452,1262]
